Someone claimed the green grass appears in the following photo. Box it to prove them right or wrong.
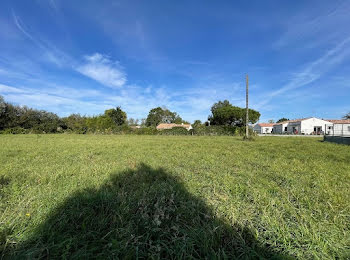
[0,135,349,259]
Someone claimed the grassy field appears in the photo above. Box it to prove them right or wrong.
[0,135,349,259]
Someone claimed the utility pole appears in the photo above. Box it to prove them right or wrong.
[245,74,249,138]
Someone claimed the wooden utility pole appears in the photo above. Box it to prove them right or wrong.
[245,74,249,138]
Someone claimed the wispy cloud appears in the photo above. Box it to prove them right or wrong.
[12,11,36,43]
[256,36,350,109]
[48,0,59,12]
[0,84,25,93]
[12,11,70,66]
[76,53,126,89]
[275,2,350,49]
[0,77,243,122]
[0,83,110,116]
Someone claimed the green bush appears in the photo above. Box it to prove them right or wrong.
[133,127,158,135]
[235,126,256,136]
[192,125,237,136]
[158,127,191,136]
[112,125,133,134]
[242,135,256,141]
[0,121,252,137]
[1,127,29,134]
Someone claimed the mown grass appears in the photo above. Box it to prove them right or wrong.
[0,135,349,259]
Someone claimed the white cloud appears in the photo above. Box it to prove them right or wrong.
[0,83,110,116]
[12,11,70,67]
[0,82,104,101]
[49,0,59,12]
[76,53,126,88]
[0,84,25,93]
[275,2,350,49]
[255,36,350,109]
[0,77,248,122]
[12,12,36,43]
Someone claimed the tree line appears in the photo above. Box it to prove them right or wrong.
[0,95,261,135]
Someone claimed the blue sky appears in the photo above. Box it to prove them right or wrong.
[0,0,349,123]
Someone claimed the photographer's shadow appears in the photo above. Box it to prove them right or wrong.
[10,163,291,259]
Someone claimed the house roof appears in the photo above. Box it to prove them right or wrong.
[275,117,313,125]
[258,123,275,127]
[156,123,192,129]
[327,119,350,124]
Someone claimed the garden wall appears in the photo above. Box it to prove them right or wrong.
[324,135,350,145]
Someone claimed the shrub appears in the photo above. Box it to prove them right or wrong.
[235,127,256,136]
[133,127,158,135]
[158,127,191,136]
[242,135,256,141]
[1,127,29,134]
[192,125,237,136]
[112,125,133,134]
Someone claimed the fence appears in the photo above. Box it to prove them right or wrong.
[325,123,350,137]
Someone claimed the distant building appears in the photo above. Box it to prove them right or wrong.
[272,117,332,135]
[156,123,193,131]
[326,119,350,136]
[273,121,289,134]
[253,117,349,135]
[253,123,275,134]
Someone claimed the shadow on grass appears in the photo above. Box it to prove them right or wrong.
[5,164,291,259]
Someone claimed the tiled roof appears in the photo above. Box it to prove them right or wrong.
[258,123,275,127]
[275,117,313,125]
[156,123,192,129]
[327,119,350,124]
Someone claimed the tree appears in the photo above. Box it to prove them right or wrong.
[0,96,62,132]
[193,120,202,127]
[268,120,275,124]
[31,110,61,133]
[127,118,139,126]
[0,95,5,115]
[244,109,261,125]
[145,107,183,127]
[210,100,231,112]
[276,118,289,123]
[208,100,260,126]
[0,96,6,130]
[146,107,163,126]
[343,113,350,120]
[0,100,22,130]
[105,107,127,126]
[140,118,146,126]
[18,106,41,129]
[62,114,88,133]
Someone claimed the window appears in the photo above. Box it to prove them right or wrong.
[284,127,287,131]
[348,126,350,131]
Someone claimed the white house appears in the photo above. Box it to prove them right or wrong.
[272,117,333,135]
[273,121,289,134]
[253,123,275,134]
[326,120,350,136]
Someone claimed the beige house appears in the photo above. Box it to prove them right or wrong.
[156,123,193,131]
